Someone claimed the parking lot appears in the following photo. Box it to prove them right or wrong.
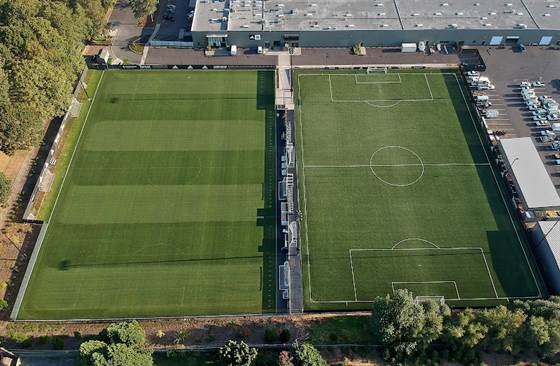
[154,0,193,41]
[478,46,560,188]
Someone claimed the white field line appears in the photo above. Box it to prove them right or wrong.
[297,72,541,304]
[391,280,460,300]
[11,72,105,320]
[304,162,490,168]
[297,73,317,304]
[425,74,434,100]
[46,71,105,225]
[453,73,542,297]
[479,248,499,298]
[346,247,496,303]
[327,72,435,104]
[348,250,358,301]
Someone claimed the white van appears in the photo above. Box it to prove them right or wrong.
[230,45,237,56]
[257,46,263,54]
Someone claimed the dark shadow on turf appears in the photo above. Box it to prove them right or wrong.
[255,70,277,313]
[443,73,546,300]
[58,255,263,268]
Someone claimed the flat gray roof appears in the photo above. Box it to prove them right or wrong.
[500,137,560,210]
[536,221,560,270]
[192,0,560,32]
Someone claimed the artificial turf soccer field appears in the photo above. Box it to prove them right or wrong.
[17,70,277,319]
[295,70,545,309]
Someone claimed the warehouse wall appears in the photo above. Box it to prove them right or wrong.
[192,28,560,49]
[533,226,560,294]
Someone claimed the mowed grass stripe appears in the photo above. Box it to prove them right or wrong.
[22,259,262,318]
[19,70,275,319]
[72,150,263,186]
[84,120,265,151]
[44,222,263,266]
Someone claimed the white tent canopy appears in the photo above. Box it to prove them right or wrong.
[499,137,560,210]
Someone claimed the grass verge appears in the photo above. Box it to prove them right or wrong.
[38,70,102,220]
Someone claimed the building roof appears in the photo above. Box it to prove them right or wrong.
[499,137,560,210]
[192,0,560,32]
[536,221,560,270]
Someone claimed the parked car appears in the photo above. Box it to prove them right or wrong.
[532,81,545,88]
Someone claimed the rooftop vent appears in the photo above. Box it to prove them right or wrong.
[415,23,424,27]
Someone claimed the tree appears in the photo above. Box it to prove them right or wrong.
[103,320,146,346]
[442,308,488,349]
[480,305,526,354]
[79,321,153,366]
[219,340,258,366]
[292,343,327,366]
[126,0,158,19]
[371,289,448,361]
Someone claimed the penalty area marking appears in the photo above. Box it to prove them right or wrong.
[346,244,499,304]
[326,73,435,108]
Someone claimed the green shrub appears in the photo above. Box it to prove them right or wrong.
[264,327,277,343]
[9,331,30,346]
[0,173,10,207]
[38,335,49,345]
[293,343,327,366]
[21,338,32,348]
[279,329,291,343]
[0,299,8,311]
[51,336,64,350]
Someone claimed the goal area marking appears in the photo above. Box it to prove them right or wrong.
[296,71,543,306]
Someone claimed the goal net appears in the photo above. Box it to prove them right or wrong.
[367,66,388,74]
[415,296,445,306]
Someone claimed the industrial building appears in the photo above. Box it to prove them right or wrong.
[190,0,560,49]
[499,137,560,214]
[533,221,560,294]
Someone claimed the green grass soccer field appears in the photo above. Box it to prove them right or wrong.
[295,70,545,310]
[17,70,277,319]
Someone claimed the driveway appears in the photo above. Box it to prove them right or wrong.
[108,0,153,63]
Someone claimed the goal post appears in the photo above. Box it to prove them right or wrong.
[367,66,388,74]
[415,295,445,306]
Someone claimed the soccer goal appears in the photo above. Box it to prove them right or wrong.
[415,295,445,306]
[367,66,388,74]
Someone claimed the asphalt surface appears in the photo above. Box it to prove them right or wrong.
[292,47,460,66]
[108,0,149,63]
[478,46,560,188]
[145,48,277,66]
[154,0,193,41]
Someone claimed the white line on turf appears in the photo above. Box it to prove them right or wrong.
[348,250,358,301]
[391,280,460,300]
[298,72,541,304]
[304,162,490,168]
